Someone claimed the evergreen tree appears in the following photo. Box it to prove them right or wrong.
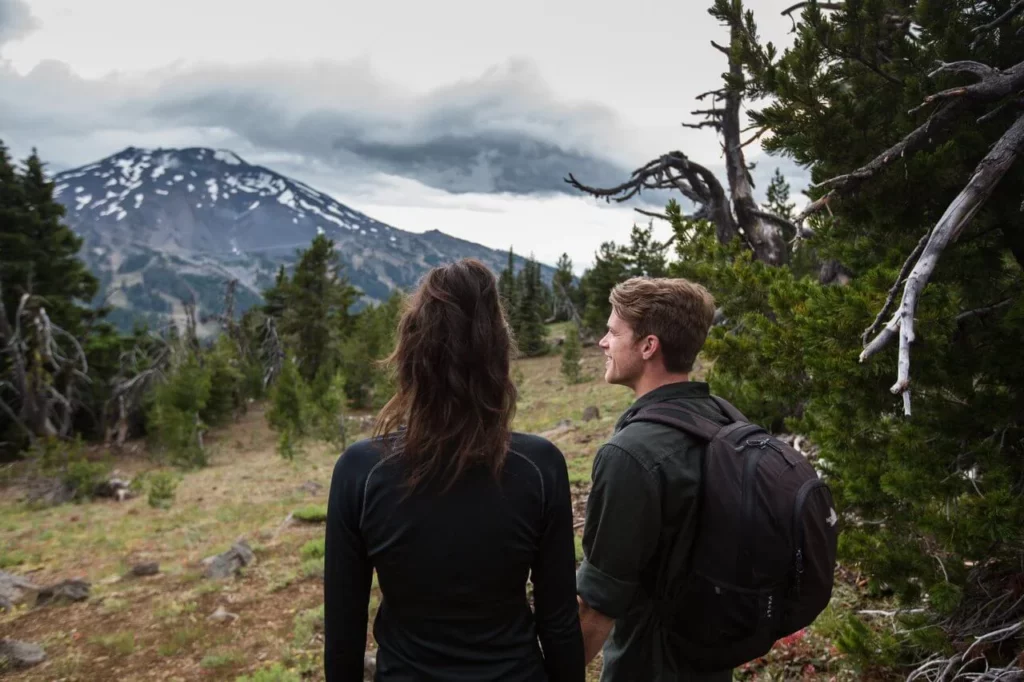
[0,149,98,335]
[0,144,105,454]
[515,256,548,357]
[147,350,212,469]
[579,242,630,334]
[498,247,518,325]
[266,356,311,460]
[623,222,668,278]
[560,323,583,384]
[657,0,1024,673]
[274,235,359,383]
[551,253,576,322]
[338,289,402,408]
[764,168,794,224]
[261,265,289,319]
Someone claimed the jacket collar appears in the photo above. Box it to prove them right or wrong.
[615,381,711,430]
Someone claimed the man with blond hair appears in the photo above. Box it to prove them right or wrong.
[576,276,733,682]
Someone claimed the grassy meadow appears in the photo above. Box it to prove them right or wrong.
[0,327,853,681]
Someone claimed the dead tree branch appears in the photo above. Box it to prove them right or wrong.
[261,316,284,389]
[862,230,931,345]
[634,208,671,221]
[860,114,1024,416]
[801,59,1024,226]
[0,273,94,442]
[566,151,742,247]
[971,0,1024,49]
[565,21,788,265]
[955,299,1015,325]
[781,2,845,18]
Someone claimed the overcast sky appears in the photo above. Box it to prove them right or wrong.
[0,0,807,271]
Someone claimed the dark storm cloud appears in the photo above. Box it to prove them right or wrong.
[0,57,635,196]
[0,0,36,47]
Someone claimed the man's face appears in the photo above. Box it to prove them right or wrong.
[598,310,644,389]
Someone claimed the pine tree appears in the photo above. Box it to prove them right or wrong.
[266,356,311,460]
[624,222,668,277]
[658,0,1024,673]
[579,242,630,334]
[498,247,518,326]
[560,323,583,384]
[552,253,576,322]
[274,235,359,383]
[764,168,794,224]
[0,144,106,454]
[262,265,289,319]
[3,149,98,335]
[515,256,548,357]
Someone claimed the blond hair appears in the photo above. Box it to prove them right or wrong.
[609,277,716,373]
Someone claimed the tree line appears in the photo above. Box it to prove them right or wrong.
[0,140,648,471]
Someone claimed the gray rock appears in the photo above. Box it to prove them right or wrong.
[208,605,239,622]
[0,570,39,608]
[539,419,575,440]
[130,562,159,577]
[35,578,90,606]
[298,480,323,496]
[95,474,136,501]
[582,406,600,422]
[203,540,256,579]
[0,638,46,669]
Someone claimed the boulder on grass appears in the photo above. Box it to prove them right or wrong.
[0,570,39,609]
[0,638,46,670]
[203,541,256,579]
[35,579,90,606]
[130,562,160,577]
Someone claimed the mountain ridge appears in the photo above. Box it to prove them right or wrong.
[52,146,552,334]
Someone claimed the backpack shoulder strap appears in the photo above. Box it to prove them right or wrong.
[709,395,747,422]
[624,401,729,442]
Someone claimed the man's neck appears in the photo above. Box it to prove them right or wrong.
[632,372,690,400]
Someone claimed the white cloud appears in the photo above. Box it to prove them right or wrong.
[314,172,669,273]
[0,0,813,271]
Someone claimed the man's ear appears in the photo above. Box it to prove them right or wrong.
[640,335,660,361]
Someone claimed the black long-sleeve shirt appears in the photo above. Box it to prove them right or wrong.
[324,432,585,682]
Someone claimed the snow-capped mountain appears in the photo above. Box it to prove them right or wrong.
[53,146,550,334]
[54,147,401,255]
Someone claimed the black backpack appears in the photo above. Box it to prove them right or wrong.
[623,396,839,672]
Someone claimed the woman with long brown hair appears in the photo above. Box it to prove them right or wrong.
[324,258,584,681]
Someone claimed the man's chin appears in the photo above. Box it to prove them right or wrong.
[604,368,624,387]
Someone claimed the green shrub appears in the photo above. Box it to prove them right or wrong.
[147,471,179,509]
[293,505,327,523]
[147,352,211,468]
[560,324,584,384]
[32,436,110,502]
[301,558,324,580]
[300,539,325,560]
[202,336,245,428]
[267,358,311,460]
[310,368,347,445]
[292,605,325,647]
[234,662,302,682]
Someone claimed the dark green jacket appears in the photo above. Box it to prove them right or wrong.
[576,381,734,682]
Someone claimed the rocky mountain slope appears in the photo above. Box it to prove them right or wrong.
[53,146,550,334]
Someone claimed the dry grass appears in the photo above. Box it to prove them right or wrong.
[0,336,632,681]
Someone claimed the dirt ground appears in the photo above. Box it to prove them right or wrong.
[0,346,632,681]
[1,344,852,681]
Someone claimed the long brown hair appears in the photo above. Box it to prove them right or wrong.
[374,258,518,493]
